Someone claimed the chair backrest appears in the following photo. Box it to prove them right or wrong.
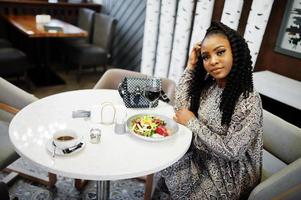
[0,77,37,111]
[0,48,31,77]
[0,78,37,170]
[93,68,176,105]
[78,8,95,43]
[263,109,301,164]
[248,110,301,200]
[92,13,117,53]
[0,121,19,170]
[0,38,12,48]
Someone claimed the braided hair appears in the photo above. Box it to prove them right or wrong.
[189,21,253,126]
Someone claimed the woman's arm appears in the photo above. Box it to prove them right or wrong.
[188,92,263,161]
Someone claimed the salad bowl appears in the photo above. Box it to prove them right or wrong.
[126,113,179,142]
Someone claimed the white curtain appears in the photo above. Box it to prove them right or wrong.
[141,0,275,82]
[244,0,274,68]
[221,0,244,30]
[154,0,178,77]
[140,0,215,83]
[140,0,161,76]
[168,0,195,82]
[189,0,215,52]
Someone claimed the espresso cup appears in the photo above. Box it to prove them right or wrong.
[52,129,79,149]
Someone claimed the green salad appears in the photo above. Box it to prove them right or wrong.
[130,115,171,137]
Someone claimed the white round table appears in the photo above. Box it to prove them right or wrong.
[9,89,192,199]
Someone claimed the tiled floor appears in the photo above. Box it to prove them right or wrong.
[30,68,104,98]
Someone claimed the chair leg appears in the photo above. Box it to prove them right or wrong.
[0,182,9,200]
[48,172,57,188]
[74,179,89,191]
[4,167,57,187]
[144,174,154,200]
[1,171,19,186]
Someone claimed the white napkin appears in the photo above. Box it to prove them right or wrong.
[36,14,51,24]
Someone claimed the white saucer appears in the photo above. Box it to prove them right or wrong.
[46,139,85,156]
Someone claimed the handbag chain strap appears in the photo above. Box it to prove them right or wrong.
[118,77,170,103]
[159,90,170,103]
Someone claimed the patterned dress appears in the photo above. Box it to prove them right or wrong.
[153,69,263,200]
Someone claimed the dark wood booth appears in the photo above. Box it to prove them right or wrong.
[0,0,101,86]
[0,0,101,25]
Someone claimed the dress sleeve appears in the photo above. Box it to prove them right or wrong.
[174,68,195,111]
[187,92,263,161]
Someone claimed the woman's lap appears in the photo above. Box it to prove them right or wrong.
[153,152,207,199]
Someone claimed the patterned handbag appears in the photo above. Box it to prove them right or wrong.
[118,77,169,108]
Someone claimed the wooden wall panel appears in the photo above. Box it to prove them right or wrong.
[212,0,225,21]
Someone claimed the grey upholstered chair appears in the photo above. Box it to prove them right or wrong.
[0,78,97,190]
[0,38,29,78]
[63,8,95,46]
[0,38,12,48]
[0,77,37,169]
[68,13,117,82]
[0,78,61,188]
[0,119,19,171]
[248,110,301,200]
[94,68,176,105]
[77,8,95,43]
[0,48,31,79]
[61,8,95,69]
[93,68,176,199]
[0,77,37,193]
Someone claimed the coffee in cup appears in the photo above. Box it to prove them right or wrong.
[53,129,79,149]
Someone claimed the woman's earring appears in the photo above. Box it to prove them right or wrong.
[205,72,210,80]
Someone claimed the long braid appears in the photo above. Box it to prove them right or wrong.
[189,58,207,117]
[189,21,253,126]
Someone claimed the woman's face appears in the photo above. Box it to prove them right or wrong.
[201,33,233,86]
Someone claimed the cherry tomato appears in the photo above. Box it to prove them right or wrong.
[155,126,168,136]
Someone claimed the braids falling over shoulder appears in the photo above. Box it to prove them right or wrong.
[189,21,254,126]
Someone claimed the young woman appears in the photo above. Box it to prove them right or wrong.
[153,21,263,199]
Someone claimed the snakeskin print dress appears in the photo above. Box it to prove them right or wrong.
[153,69,263,200]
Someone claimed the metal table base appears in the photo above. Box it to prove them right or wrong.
[96,180,110,200]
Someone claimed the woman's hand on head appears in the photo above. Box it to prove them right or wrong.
[173,108,195,126]
[187,42,202,70]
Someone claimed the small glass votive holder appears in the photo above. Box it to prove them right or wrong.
[90,128,101,144]
[114,106,127,134]
[114,121,126,134]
